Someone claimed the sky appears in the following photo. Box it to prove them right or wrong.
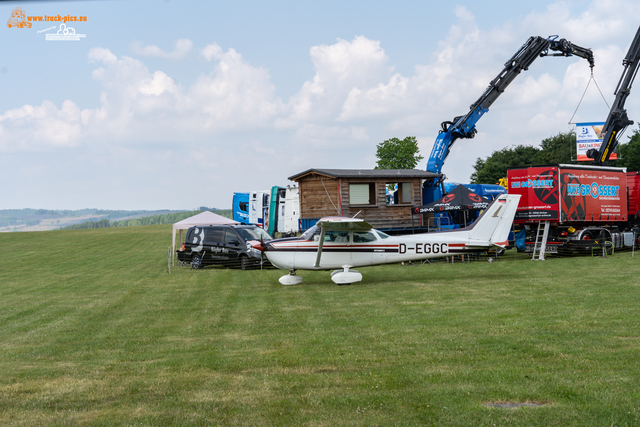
[1,0,640,210]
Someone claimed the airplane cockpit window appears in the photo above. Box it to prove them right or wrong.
[301,225,319,241]
[328,231,349,243]
[353,231,377,243]
[375,230,390,239]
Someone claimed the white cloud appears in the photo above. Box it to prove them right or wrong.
[201,43,223,61]
[286,36,393,123]
[187,46,283,128]
[523,0,640,45]
[0,100,83,151]
[130,38,194,60]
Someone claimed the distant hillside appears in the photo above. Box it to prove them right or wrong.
[0,207,231,232]
[61,210,233,230]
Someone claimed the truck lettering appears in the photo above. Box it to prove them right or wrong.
[568,183,620,198]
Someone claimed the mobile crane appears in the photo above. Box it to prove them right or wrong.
[586,25,640,165]
[508,26,640,258]
[423,35,595,204]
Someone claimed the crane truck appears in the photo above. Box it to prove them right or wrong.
[508,25,640,258]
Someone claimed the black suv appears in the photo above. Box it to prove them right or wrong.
[177,224,272,270]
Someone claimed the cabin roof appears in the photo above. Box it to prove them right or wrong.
[289,168,440,181]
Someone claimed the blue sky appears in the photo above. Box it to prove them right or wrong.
[1,0,639,210]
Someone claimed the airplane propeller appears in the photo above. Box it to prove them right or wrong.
[259,235,265,269]
[251,237,266,269]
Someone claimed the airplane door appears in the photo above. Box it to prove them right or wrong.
[372,249,387,265]
[351,231,376,266]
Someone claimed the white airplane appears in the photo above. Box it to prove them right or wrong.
[253,194,521,285]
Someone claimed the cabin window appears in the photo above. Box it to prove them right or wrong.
[353,231,377,243]
[224,229,239,245]
[301,225,319,241]
[349,183,376,205]
[204,227,224,244]
[327,231,350,243]
[375,230,390,239]
[386,182,412,205]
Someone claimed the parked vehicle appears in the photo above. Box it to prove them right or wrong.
[507,164,640,257]
[509,25,640,259]
[267,186,286,236]
[282,186,300,236]
[233,186,301,236]
[249,191,269,227]
[232,192,250,225]
[177,224,272,269]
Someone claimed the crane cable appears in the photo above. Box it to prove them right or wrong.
[568,69,611,124]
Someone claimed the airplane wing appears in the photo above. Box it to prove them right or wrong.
[313,217,373,267]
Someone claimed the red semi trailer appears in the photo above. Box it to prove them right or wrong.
[507,164,640,256]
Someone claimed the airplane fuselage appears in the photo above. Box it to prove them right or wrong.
[263,230,496,271]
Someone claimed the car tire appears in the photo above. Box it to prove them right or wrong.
[191,254,202,269]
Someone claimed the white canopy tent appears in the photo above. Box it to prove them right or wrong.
[172,211,239,265]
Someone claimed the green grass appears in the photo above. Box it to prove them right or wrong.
[1,225,640,426]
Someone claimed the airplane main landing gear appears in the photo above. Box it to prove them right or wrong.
[279,270,303,285]
[331,266,362,285]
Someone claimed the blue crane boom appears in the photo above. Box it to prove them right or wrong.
[424,36,595,204]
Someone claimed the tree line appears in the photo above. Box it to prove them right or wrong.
[62,210,233,230]
[470,127,640,184]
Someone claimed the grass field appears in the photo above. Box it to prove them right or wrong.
[1,225,639,426]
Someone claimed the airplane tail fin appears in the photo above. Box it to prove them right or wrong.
[467,194,521,247]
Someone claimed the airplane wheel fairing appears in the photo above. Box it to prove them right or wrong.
[331,271,362,285]
[279,274,303,285]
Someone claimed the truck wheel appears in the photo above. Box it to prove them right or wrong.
[582,232,593,240]
[240,255,250,271]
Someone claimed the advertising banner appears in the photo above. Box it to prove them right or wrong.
[558,168,625,222]
[576,122,617,161]
[507,167,560,222]
[508,166,626,223]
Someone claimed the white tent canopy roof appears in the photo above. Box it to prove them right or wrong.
[172,211,239,265]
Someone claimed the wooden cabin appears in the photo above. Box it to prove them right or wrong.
[288,168,441,231]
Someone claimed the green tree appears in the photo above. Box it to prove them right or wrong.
[533,131,578,165]
[375,136,424,169]
[615,126,640,171]
[470,145,540,184]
